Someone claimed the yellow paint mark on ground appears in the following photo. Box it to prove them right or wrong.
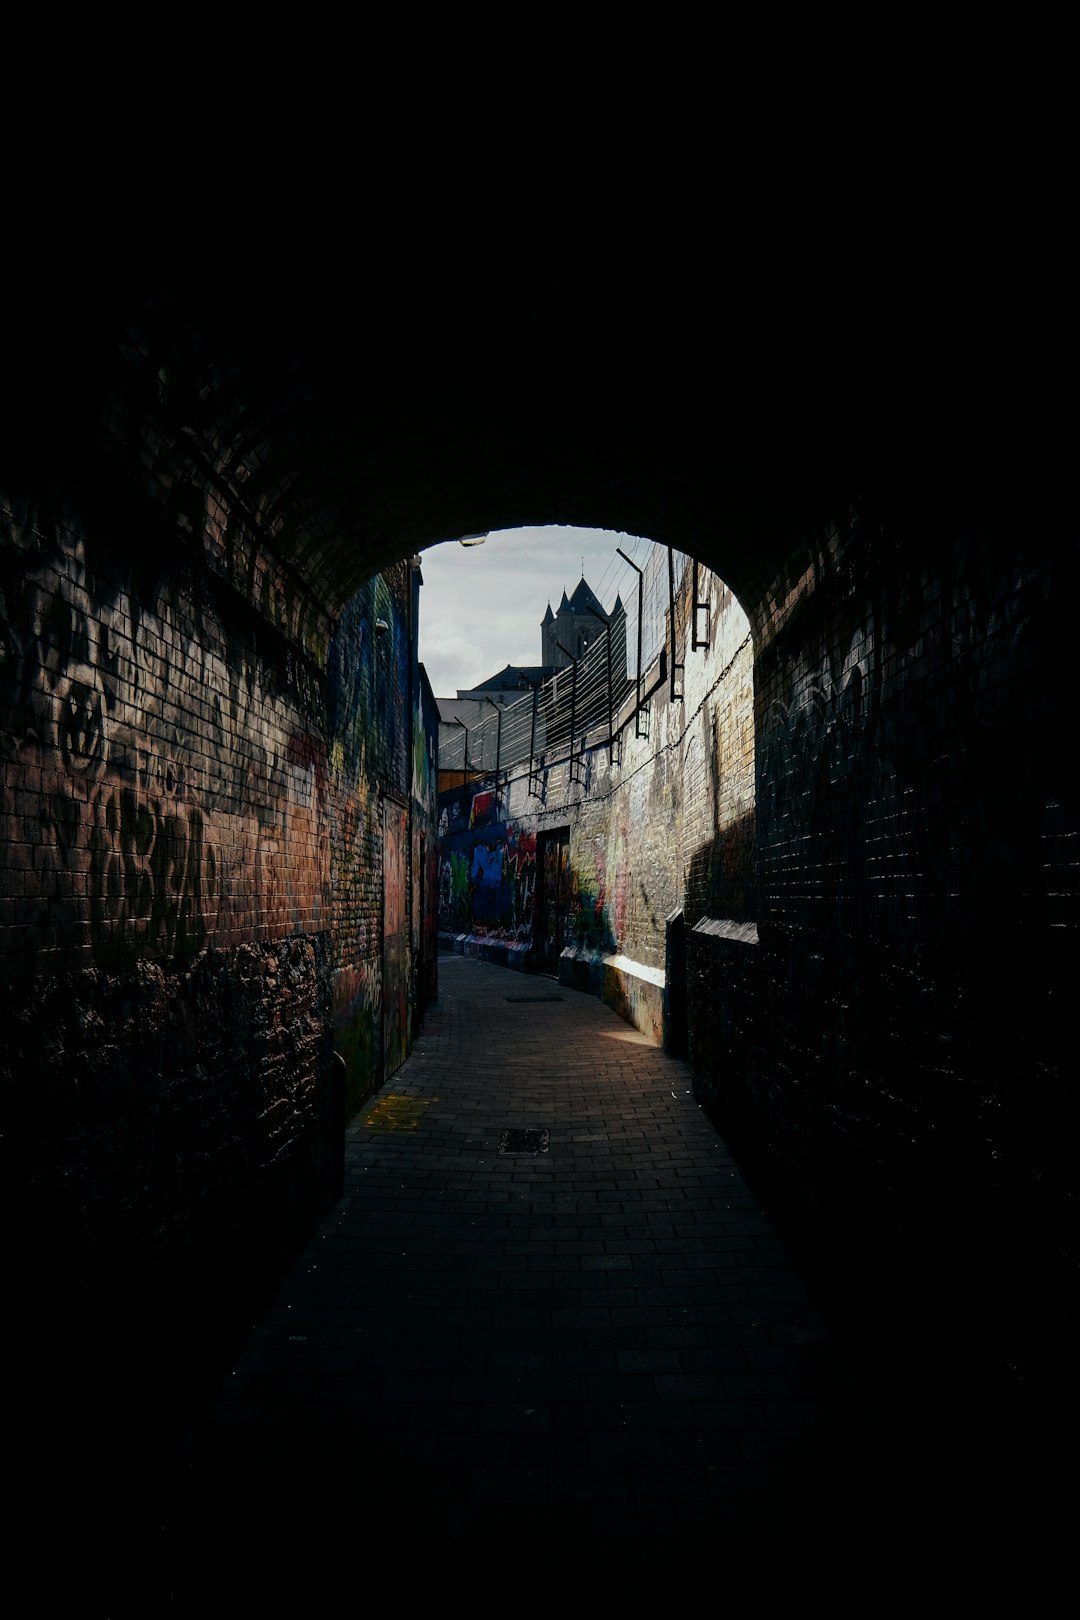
[363,1093,439,1131]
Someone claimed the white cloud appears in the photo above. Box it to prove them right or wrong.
[417,525,653,697]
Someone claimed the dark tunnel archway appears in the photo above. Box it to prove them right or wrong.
[1,248,1075,1591]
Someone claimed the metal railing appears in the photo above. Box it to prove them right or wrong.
[438,542,697,791]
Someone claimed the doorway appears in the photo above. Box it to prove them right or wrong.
[534,827,570,976]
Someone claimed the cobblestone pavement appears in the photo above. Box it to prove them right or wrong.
[137,955,1034,1604]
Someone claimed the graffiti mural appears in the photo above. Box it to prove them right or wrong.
[332,960,380,1116]
[323,567,436,1102]
[0,496,328,974]
[567,836,613,953]
[437,783,537,940]
[469,789,498,829]
[506,823,537,931]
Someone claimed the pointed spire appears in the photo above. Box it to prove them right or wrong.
[542,601,554,625]
[568,577,608,621]
[559,589,570,612]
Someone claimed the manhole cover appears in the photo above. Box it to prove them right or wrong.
[505,994,565,1003]
[499,1128,550,1155]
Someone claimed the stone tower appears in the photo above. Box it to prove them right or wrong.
[541,577,616,667]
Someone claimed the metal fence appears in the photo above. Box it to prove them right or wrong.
[439,541,693,785]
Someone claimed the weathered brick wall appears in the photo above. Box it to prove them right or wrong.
[414,660,440,1011]
[326,564,414,1114]
[0,482,339,1449]
[691,508,1078,1402]
[0,496,331,971]
[0,484,435,1461]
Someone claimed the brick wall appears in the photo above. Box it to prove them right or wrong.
[693,507,1079,1408]
[0,483,435,1461]
[325,563,415,1114]
[414,659,440,1011]
[0,495,331,972]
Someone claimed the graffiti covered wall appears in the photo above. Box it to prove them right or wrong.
[438,787,538,942]
[0,484,341,1460]
[326,564,431,1115]
[438,559,755,1028]
[0,486,436,1465]
[0,497,331,973]
[414,661,440,1010]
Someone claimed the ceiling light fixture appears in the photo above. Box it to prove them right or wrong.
[458,532,488,547]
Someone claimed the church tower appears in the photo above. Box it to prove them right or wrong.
[542,578,612,667]
[541,600,557,668]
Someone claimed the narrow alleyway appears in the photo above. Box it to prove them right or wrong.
[114,955,1040,1605]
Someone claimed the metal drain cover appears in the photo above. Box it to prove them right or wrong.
[499,1127,550,1154]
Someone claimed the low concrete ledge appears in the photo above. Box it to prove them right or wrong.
[559,947,666,1044]
[691,918,759,945]
[438,932,531,971]
[438,933,668,1042]
[603,953,665,1044]
[557,945,604,997]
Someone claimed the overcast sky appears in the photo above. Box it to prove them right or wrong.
[417,526,654,698]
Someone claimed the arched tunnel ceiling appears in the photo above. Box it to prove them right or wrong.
[4,241,1041,640]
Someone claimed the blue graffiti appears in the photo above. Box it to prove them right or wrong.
[471,842,510,925]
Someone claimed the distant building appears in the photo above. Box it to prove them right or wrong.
[542,577,619,667]
[436,576,627,790]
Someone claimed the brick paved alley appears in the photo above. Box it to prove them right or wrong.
[124,954,1046,1605]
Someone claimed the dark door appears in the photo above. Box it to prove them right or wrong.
[534,827,570,975]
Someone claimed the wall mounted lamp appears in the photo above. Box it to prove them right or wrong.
[375,618,389,637]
